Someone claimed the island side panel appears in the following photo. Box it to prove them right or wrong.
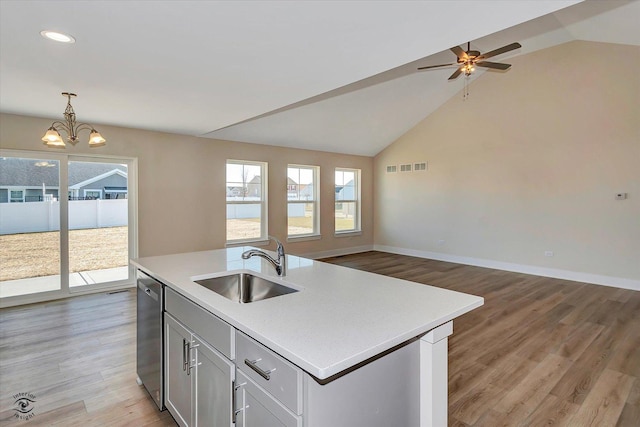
[302,339,420,426]
[420,321,453,427]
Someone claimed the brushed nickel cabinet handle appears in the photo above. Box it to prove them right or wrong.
[244,358,275,381]
[182,339,189,372]
[232,380,237,423]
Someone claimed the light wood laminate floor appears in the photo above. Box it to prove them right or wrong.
[0,290,176,426]
[0,251,637,426]
[323,252,640,427]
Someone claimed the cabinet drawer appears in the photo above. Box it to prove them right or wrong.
[236,330,302,415]
[236,370,302,427]
[165,287,234,360]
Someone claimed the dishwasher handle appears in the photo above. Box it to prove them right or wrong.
[138,281,159,301]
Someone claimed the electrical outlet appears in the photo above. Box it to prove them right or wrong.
[544,251,554,257]
[437,240,445,246]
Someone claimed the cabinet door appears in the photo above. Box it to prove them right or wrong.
[235,371,301,427]
[193,336,235,427]
[165,314,193,427]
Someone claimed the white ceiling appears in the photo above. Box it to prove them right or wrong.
[1,1,637,156]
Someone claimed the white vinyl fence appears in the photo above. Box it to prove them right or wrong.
[226,203,305,219]
[0,200,128,235]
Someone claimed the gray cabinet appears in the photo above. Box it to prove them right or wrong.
[194,336,234,426]
[235,370,301,427]
[163,288,422,427]
[165,314,193,427]
[164,288,235,427]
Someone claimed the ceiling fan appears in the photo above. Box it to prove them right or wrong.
[418,41,522,80]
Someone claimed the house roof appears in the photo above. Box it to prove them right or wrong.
[0,158,126,187]
[2,1,635,156]
[69,168,127,190]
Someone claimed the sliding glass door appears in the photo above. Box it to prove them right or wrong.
[0,150,137,305]
[68,158,130,291]
[0,155,62,298]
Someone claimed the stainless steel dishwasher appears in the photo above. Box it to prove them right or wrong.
[136,270,165,410]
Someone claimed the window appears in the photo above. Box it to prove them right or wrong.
[287,165,319,238]
[335,168,360,233]
[10,190,24,203]
[84,189,102,199]
[226,160,267,243]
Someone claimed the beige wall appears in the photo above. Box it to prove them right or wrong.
[0,114,373,258]
[374,41,640,284]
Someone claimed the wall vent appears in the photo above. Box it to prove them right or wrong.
[400,164,412,172]
[386,165,397,173]
[414,162,427,171]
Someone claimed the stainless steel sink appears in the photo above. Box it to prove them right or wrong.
[194,273,298,303]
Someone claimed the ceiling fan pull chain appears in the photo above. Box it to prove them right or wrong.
[463,76,469,101]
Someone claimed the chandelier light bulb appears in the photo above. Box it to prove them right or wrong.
[89,130,106,147]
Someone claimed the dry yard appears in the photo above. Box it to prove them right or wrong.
[2,217,356,281]
[0,226,128,281]
[227,216,353,240]
[227,217,313,240]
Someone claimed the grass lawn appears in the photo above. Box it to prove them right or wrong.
[228,216,356,240]
[0,226,128,281]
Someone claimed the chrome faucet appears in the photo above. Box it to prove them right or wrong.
[241,236,287,277]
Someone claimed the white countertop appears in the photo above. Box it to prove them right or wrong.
[132,247,483,380]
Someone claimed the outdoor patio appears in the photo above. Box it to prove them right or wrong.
[0,266,129,298]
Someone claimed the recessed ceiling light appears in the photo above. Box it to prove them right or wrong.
[40,30,75,43]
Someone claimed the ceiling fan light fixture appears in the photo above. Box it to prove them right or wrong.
[40,30,75,43]
[417,41,521,80]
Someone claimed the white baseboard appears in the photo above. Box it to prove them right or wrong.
[373,245,640,292]
[299,245,374,260]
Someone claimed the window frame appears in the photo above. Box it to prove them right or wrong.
[10,189,24,203]
[334,167,361,235]
[225,159,268,245]
[286,164,320,240]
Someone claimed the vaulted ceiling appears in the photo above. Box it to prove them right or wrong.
[1,1,638,156]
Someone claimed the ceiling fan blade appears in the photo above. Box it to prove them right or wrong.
[450,45,468,60]
[417,63,457,71]
[478,42,521,60]
[448,67,464,80]
[476,61,511,70]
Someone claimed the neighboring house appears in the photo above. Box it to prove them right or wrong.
[287,178,313,201]
[0,158,127,202]
[336,179,355,200]
[287,177,298,199]
[227,176,264,199]
[226,186,245,197]
[68,169,128,200]
[246,175,262,198]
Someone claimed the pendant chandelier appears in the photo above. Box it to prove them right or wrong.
[42,92,106,148]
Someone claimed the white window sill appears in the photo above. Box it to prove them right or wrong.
[334,230,362,238]
[286,234,321,243]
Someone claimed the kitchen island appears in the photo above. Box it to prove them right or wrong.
[132,247,483,427]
